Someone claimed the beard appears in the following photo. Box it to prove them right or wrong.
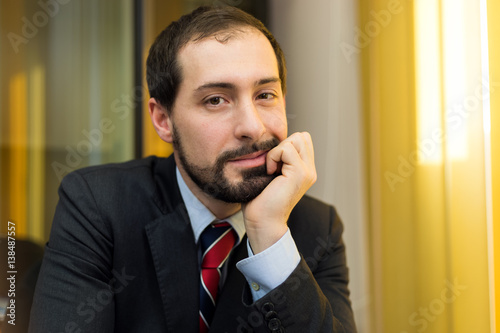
[172,124,280,203]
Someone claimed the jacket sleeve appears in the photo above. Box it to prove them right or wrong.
[29,171,115,333]
[240,205,357,333]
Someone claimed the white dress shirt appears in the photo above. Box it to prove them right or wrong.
[176,168,301,301]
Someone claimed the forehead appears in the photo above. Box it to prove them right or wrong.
[177,29,279,88]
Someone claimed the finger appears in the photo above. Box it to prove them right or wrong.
[266,144,283,175]
[297,132,314,166]
[280,132,315,167]
[266,141,304,175]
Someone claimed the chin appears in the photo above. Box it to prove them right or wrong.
[215,173,276,204]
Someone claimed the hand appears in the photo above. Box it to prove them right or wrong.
[242,132,317,254]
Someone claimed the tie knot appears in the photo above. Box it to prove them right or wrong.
[200,222,236,269]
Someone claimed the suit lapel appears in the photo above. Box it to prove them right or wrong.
[146,156,200,332]
[145,205,199,333]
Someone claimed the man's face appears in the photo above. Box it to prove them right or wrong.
[169,29,288,203]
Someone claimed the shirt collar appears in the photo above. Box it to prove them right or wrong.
[176,167,245,245]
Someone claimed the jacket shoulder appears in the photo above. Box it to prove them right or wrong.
[59,156,179,213]
[291,195,340,224]
[70,155,159,179]
[288,195,344,250]
[61,155,175,189]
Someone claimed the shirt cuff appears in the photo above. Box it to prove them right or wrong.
[236,228,301,301]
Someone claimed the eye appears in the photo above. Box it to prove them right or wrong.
[257,92,276,100]
[206,96,226,106]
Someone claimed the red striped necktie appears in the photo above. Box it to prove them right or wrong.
[199,222,237,333]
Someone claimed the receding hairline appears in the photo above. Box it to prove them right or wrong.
[187,25,267,49]
[176,26,280,83]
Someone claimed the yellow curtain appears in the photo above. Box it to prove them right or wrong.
[488,0,500,329]
[360,0,493,331]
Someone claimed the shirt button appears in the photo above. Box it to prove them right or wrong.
[251,282,260,291]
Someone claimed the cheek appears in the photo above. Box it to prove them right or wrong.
[278,118,288,140]
[266,112,288,141]
[190,121,229,158]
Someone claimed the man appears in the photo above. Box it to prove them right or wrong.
[29,6,356,333]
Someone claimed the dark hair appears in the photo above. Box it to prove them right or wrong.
[146,6,287,113]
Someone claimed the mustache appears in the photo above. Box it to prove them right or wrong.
[216,138,280,165]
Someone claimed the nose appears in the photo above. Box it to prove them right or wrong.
[234,100,266,141]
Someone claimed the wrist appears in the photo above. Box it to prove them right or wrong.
[245,222,288,254]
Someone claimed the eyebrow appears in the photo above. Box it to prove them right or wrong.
[194,77,281,92]
[256,77,281,86]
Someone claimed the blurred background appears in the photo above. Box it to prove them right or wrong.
[0,0,499,332]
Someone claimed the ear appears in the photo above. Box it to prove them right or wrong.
[148,97,174,143]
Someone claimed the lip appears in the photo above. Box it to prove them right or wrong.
[228,150,268,168]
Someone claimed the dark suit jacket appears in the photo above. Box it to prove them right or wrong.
[29,156,356,332]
